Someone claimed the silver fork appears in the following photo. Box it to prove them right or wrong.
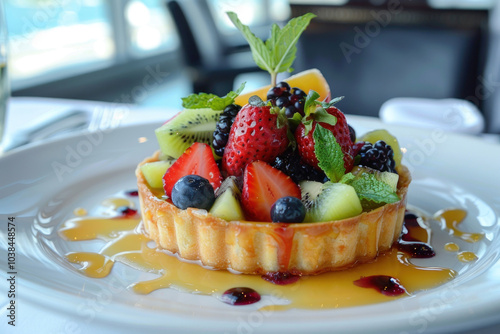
[88,107,127,132]
[2,109,89,152]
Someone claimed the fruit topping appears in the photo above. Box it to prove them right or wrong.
[351,166,399,192]
[356,140,397,173]
[171,175,215,210]
[348,124,356,143]
[301,181,362,222]
[234,68,331,106]
[272,147,327,184]
[222,103,289,177]
[155,108,222,159]
[220,287,261,306]
[353,275,407,296]
[209,176,245,221]
[261,272,301,285]
[295,105,354,173]
[140,160,174,189]
[242,161,301,222]
[340,168,400,211]
[212,103,241,157]
[163,142,222,197]
[267,82,307,118]
[358,129,402,166]
[270,196,306,223]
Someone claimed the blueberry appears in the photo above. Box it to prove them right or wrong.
[171,175,215,210]
[270,196,306,223]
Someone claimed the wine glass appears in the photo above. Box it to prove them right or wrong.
[0,1,9,153]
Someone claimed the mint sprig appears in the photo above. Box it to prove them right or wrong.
[227,12,316,86]
[182,82,245,110]
[313,124,345,182]
[342,172,400,208]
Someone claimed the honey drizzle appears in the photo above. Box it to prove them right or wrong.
[59,213,457,310]
[457,251,478,263]
[434,209,484,243]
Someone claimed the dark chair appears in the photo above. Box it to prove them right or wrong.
[166,0,263,96]
[291,0,489,119]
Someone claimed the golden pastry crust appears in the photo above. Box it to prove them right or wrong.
[136,151,411,275]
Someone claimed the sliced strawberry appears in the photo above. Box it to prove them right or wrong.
[242,161,301,222]
[163,142,222,197]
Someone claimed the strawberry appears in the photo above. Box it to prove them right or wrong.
[242,161,301,222]
[163,142,222,197]
[222,104,289,177]
[295,106,354,172]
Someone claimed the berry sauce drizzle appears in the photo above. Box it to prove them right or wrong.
[118,206,138,217]
[60,200,458,310]
[125,190,139,197]
[353,275,407,296]
[396,212,436,258]
[221,287,261,306]
[262,272,301,285]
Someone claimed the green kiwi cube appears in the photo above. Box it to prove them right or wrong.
[304,182,362,222]
[140,160,173,189]
[209,189,245,221]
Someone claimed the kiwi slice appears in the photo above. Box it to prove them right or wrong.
[155,108,222,159]
[209,177,245,221]
[351,166,399,191]
[140,160,174,189]
[301,181,362,222]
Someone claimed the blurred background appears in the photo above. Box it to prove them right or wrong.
[4,0,500,133]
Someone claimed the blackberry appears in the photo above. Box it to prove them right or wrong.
[266,82,307,118]
[356,140,397,173]
[212,104,241,157]
[348,124,356,143]
[272,147,327,183]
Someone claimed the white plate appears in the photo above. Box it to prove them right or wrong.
[1,116,500,334]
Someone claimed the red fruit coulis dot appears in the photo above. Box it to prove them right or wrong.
[262,272,300,285]
[118,206,138,217]
[220,287,261,306]
[396,212,435,258]
[125,190,139,197]
[353,275,407,296]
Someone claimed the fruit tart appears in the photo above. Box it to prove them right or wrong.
[136,12,411,275]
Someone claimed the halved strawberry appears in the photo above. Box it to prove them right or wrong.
[222,103,289,177]
[242,161,301,222]
[295,106,354,172]
[163,142,222,197]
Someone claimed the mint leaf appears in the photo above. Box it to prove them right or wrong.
[320,96,344,109]
[181,82,245,110]
[271,13,316,76]
[312,107,337,126]
[304,90,320,117]
[313,124,345,182]
[339,172,355,184]
[227,12,274,75]
[227,12,315,85]
[345,172,400,208]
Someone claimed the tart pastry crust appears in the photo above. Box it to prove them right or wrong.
[137,151,411,275]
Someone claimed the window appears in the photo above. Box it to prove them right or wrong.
[5,0,178,90]
[208,0,291,34]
